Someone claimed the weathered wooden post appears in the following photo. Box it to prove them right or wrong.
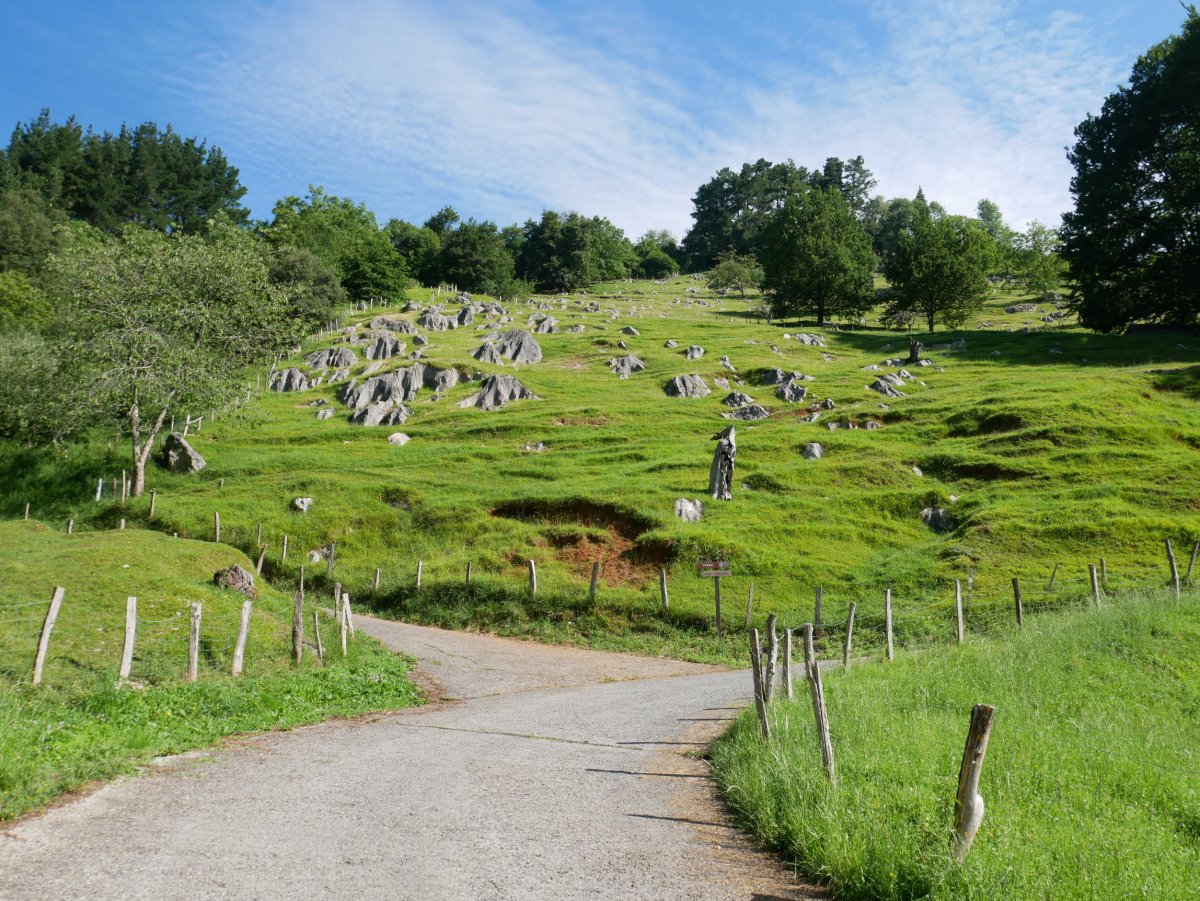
[659,566,669,614]
[764,613,778,703]
[589,561,599,602]
[214,511,221,543]
[1188,539,1200,580]
[231,600,252,676]
[32,587,66,686]
[292,593,304,665]
[744,582,754,629]
[1046,563,1059,591]
[748,629,771,738]
[1100,557,1108,590]
[802,624,836,785]
[339,596,348,657]
[885,588,894,662]
[119,597,137,682]
[697,559,730,636]
[955,579,965,643]
[342,593,355,638]
[416,559,423,592]
[66,519,74,535]
[1012,577,1023,626]
[312,610,324,663]
[255,545,267,575]
[187,603,201,682]
[256,522,263,545]
[783,628,794,699]
[1167,538,1181,599]
[953,704,996,863]
[149,489,157,521]
[843,602,856,670]
[528,559,537,597]
[281,534,289,562]
[373,568,382,592]
[814,586,823,634]
[1089,564,1102,607]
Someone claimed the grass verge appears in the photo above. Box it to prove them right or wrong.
[709,589,1200,899]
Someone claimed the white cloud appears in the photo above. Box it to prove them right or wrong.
[199,0,1131,237]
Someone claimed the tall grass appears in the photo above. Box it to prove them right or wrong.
[710,589,1200,899]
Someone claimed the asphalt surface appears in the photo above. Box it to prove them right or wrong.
[0,617,823,900]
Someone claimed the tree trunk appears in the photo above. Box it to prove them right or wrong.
[129,392,174,499]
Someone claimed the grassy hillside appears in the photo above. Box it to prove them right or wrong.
[709,588,1200,900]
[10,277,1200,664]
[0,521,420,821]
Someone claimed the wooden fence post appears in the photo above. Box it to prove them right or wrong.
[327,542,336,577]
[802,624,836,786]
[814,586,823,634]
[1167,538,1181,599]
[1088,564,1102,607]
[187,603,201,682]
[231,600,252,676]
[119,596,137,681]
[119,519,126,530]
[528,559,537,597]
[281,534,288,562]
[953,704,996,863]
[589,561,599,602]
[67,519,74,535]
[32,587,65,686]
[312,610,324,663]
[256,522,262,545]
[213,511,221,543]
[339,597,348,657]
[764,613,778,703]
[843,602,856,670]
[714,576,723,637]
[967,567,974,608]
[342,593,355,638]
[255,545,267,575]
[748,629,771,738]
[373,568,381,592]
[149,489,157,521]
[292,593,304,665]
[955,579,965,643]
[416,559,423,592]
[1100,557,1108,590]
[465,561,472,588]
[96,478,103,502]
[885,588,894,662]
[783,628,794,699]
[659,566,669,614]
[1046,563,1059,591]
[1188,539,1200,580]
[744,582,754,629]
[1012,577,1023,627]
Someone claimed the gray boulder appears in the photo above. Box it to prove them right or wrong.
[684,345,705,360]
[709,425,736,501]
[775,381,808,402]
[351,401,412,426]
[802,443,823,460]
[869,378,905,398]
[1005,303,1038,314]
[315,409,334,420]
[722,391,755,407]
[293,497,313,513]
[792,333,826,347]
[457,374,539,411]
[456,307,474,327]
[532,316,559,334]
[493,330,543,364]
[664,340,678,348]
[760,368,802,385]
[620,326,640,336]
[159,433,206,473]
[364,335,405,360]
[418,311,456,331]
[387,433,411,446]
[213,565,257,600]
[921,507,954,532]
[608,355,646,378]
[724,404,769,421]
[664,375,711,398]
[304,347,359,369]
[674,498,704,523]
[473,342,505,365]
[369,316,416,334]
[720,356,736,371]
[269,368,310,392]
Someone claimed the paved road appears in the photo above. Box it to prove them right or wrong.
[0,618,823,900]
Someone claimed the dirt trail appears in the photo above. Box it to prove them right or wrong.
[0,617,824,900]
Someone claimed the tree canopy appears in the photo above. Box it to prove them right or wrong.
[1061,9,1200,331]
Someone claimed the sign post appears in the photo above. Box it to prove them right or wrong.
[697,559,732,636]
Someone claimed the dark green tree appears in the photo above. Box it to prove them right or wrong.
[0,186,66,274]
[1061,9,1200,331]
[706,252,763,298]
[760,187,875,324]
[385,219,441,286]
[267,247,346,329]
[515,211,636,291]
[437,219,515,294]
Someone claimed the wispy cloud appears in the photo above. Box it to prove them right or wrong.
[196,0,1135,237]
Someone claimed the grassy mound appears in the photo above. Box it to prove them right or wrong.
[0,521,420,821]
[709,590,1200,899]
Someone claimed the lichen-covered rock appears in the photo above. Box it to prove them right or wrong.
[457,374,539,411]
[674,498,704,522]
[664,375,711,398]
[684,345,705,360]
[608,355,646,378]
[493,330,543,364]
[304,347,359,369]
[159,433,206,473]
[364,335,405,360]
[775,381,808,402]
[269,368,310,392]
[802,443,823,460]
[213,565,257,600]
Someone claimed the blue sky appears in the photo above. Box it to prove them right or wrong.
[1,1,1188,239]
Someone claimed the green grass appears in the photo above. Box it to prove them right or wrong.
[0,521,421,821]
[5,276,1199,667]
[709,589,1200,900]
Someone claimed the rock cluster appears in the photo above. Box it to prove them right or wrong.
[457,374,539,411]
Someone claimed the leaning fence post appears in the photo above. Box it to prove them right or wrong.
[843,602,856,670]
[255,545,267,575]
[1012,577,1023,626]
[149,489,157,521]
[1167,538,1181,599]
[32,587,66,686]
[748,628,771,738]
[416,559,423,592]
[312,610,324,663]
[1088,564,1102,607]
[342,593,355,638]
[187,602,201,682]
[953,704,996,863]
[885,588,894,662]
[119,596,137,682]
[744,582,754,629]
[339,596,348,657]
[1046,563,1059,591]
[1188,539,1200,580]
[802,624,836,786]
[67,519,74,535]
[231,600,252,676]
[814,585,823,634]
[373,568,381,592]
[955,579,965,643]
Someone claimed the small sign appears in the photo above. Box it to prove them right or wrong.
[697,559,731,578]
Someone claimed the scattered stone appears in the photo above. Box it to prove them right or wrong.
[456,307,474,327]
[566,324,585,333]
[457,374,539,410]
[821,397,836,410]
[293,497,314,513]
[709,425,736,501]
[617,340,628,350]
[792,333,826,347]
[316,409,334,420]
[912,466,924,477]
[674,498,704,522]
[493,330,543,364]
[760,368,802,385]
[521,442,546,453]
[722,391,755,407]
[776,381,808,402]
[387,432,411,446]
[664,340,678,348]
[684,345,705,360]
[724,404,769,421]
[350,401,412,426]
[329,367,351,383]
[720,356,736,371]
[771,345,783,355]
[608,354,646,378]
[418,311,456,331]
[307,550,323,563]
[1005,303,1038,314]
[159,433,206,473]
[364,335,405,360]
[532,316,559,334]
[213,565,257,600]
[664,375,711,398]
[413,334,429,346]
[802,443,823,460]
[921,507,954,532]
[269,368,310,392]
[620,326,640,336]
[869,379,905,398]
[863,420,882,430]
[304,347,359,369]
